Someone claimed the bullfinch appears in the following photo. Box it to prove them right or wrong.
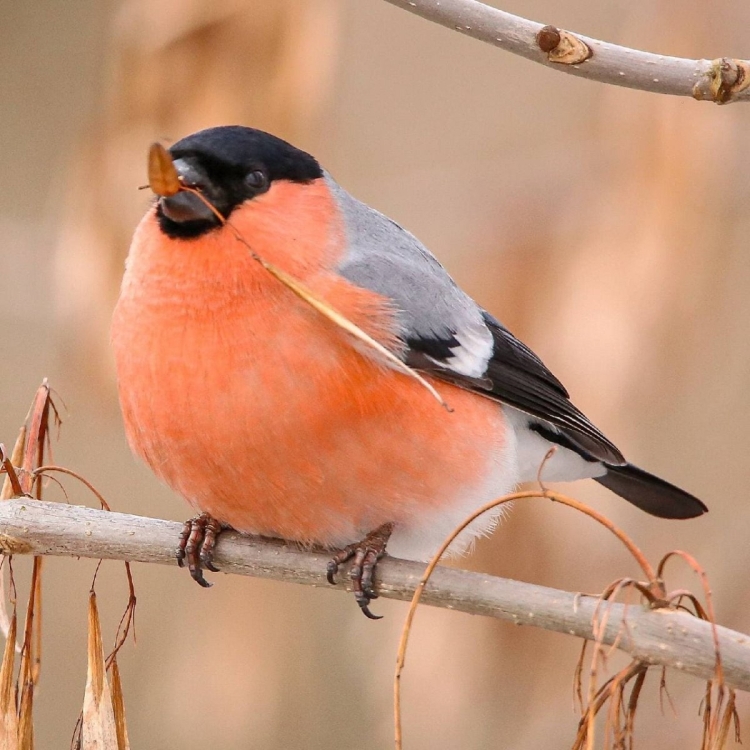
[111,125,707,618]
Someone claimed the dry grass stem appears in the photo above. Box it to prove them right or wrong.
[393,485,739,750]
[393,487,660,749]
[147,148,451,411]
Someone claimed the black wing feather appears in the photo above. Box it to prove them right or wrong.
[406,312,625,466]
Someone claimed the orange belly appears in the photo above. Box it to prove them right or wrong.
[112,212,513,556]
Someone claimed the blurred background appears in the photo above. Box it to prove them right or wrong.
[2,0,749,747]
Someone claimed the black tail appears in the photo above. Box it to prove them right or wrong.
[595,463,707,519]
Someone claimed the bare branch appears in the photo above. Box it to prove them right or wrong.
[382,0,750,104]
[0,499,748,691]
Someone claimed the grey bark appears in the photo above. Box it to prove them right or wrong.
[0,499,747,691]
[383,0,750,103]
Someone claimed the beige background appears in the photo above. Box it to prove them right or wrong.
[1,0,749,747]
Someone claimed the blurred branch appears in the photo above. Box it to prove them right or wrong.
[0,499,749,691]
[382,0,750,103]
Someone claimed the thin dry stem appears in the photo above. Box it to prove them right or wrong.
[175,183,450,411]
[0,448,23,500]
[659,551,723,683]
[393,488,661,749]
[0,428,26,502]
[105,563,137,670]
[33,467,111,511]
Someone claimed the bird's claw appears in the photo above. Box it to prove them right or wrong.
[327,522,394,619]
[176,512,223,587]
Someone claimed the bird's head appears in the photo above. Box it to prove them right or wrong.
[155,126,323,240]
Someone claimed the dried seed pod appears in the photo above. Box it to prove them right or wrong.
[147,142,181,197]
[82,591,118,747]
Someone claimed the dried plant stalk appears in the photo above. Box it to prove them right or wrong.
[392,485,736,750]
[170,175,450,411]
[0,613,18,750]
[109,659,129,750]
[81,593,118,750]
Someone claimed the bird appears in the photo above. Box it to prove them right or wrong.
[111,125,707,618]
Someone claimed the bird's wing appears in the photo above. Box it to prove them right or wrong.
[329,176,625,465]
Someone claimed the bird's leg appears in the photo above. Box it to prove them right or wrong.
[326,522,394,620]
[176,512,223,587]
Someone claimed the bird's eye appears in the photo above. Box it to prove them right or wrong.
[245,170,269,192]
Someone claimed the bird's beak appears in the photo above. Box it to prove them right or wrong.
[159,158,217,223]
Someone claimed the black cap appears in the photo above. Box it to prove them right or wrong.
[156,126,322,239]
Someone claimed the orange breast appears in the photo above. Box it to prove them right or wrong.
[112,182,509,550]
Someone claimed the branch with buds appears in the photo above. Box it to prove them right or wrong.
[382,0,750,103]
[0,498,749,693]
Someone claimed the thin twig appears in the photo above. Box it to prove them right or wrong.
[161,173,450,411]
[0,499,748,692]
[381,0,750,104]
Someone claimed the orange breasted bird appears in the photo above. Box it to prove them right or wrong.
[112,126,707,618]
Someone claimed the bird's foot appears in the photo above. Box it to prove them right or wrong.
[326,522,394,620]
[176,512,223,587]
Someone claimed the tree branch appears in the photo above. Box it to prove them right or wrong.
[0,500,749,690]
[382,0,750,104]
